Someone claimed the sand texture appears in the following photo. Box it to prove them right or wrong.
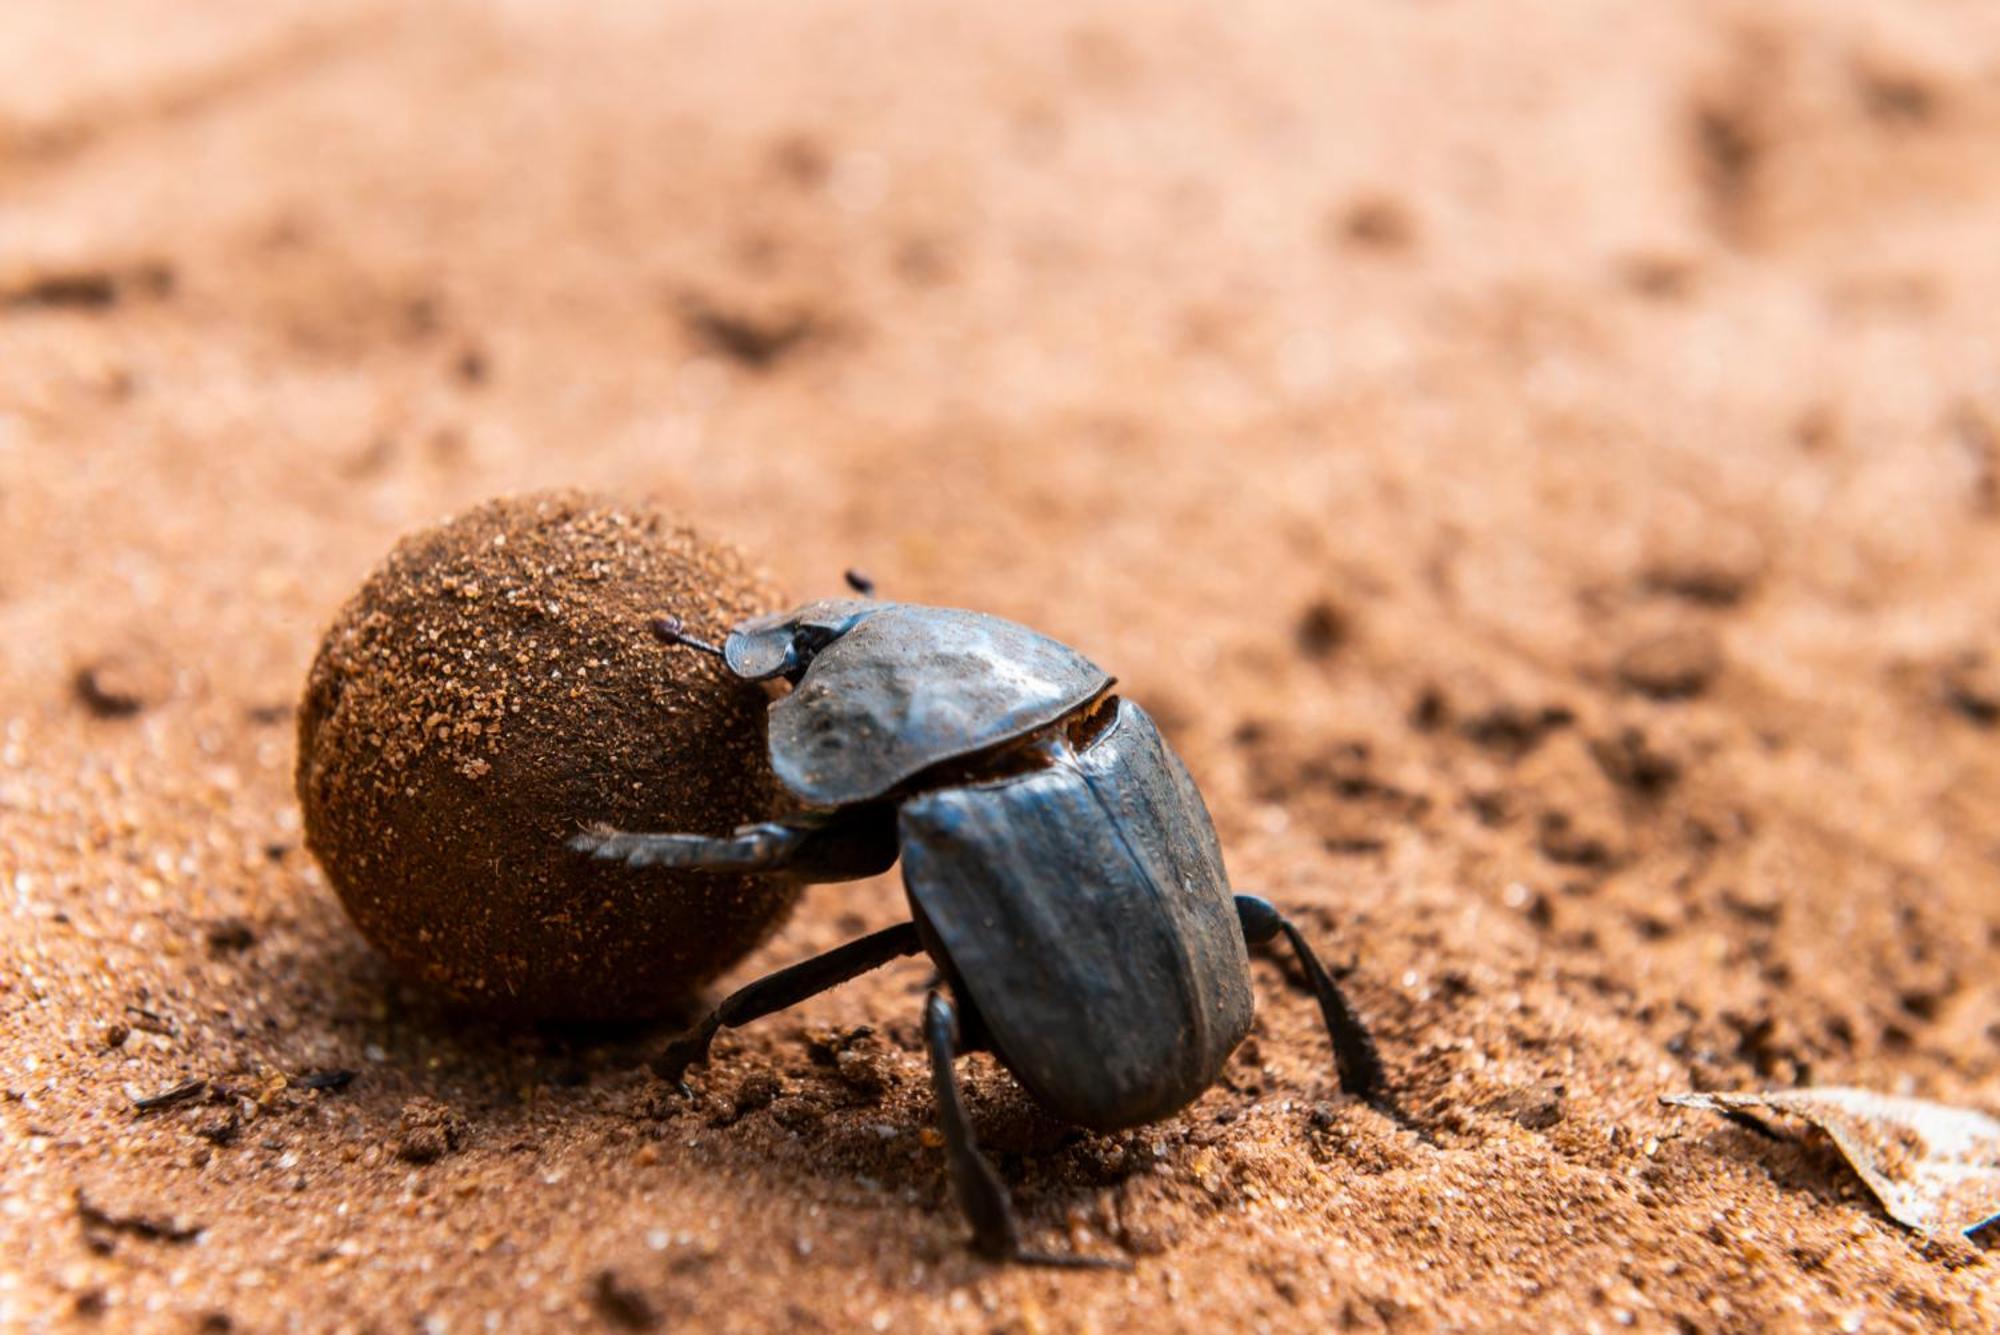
[3,2,1999,1330]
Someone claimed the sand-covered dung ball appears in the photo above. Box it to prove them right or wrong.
[297,490,796,1022]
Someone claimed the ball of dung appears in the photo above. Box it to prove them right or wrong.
[296,490,796,1022]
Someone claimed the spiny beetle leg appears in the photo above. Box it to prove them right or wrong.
[1235,894,1408,1124]
[651,922,925,1091]
[571,822,808,872]
[571,807,897,882]
[922,991,1131,1272]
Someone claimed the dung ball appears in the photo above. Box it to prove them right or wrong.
[296,490,796,1022]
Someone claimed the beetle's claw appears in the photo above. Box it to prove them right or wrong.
[651,1033,711,1089]
[648,1057,700,1094]
[1366,1094,1433,1144]
[649,1055,694,1087]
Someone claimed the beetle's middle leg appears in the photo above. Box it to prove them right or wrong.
[922,990,1130,1271]
[571,805,898,882]
[1236,895,1397,1113]
[652,921,925,1089]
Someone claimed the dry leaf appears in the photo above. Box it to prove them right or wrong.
[1663,1088,2000,1238]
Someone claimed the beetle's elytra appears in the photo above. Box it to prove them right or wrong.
[573,581,1400,1268]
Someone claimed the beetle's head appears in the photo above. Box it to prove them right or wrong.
[721,599,876,683]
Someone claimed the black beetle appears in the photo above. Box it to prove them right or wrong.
[572,574,1399,1268]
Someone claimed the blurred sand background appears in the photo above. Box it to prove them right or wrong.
[4,1,2000,1329]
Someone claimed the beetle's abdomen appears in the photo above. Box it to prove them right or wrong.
[898,699,1251,1132]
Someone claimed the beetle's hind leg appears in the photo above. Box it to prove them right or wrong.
[922,991,1131,1272]
[1236,895,1403,1119]
[570,806,898,882]
[652,922,925,1089]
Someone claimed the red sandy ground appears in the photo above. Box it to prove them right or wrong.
[4,2,1999,1330]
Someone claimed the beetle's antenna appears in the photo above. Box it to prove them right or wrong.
[650,615,726,660]
[843,568,876,597]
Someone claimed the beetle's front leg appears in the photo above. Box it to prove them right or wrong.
[570,805,898,882]
[1236,895,1403,1120]
[922,990,1130,1271]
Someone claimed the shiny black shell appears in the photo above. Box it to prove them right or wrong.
[897,698,1252,1131]
[767,604,1113,807]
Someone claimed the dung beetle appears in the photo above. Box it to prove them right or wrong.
[572,573,1400,1268]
